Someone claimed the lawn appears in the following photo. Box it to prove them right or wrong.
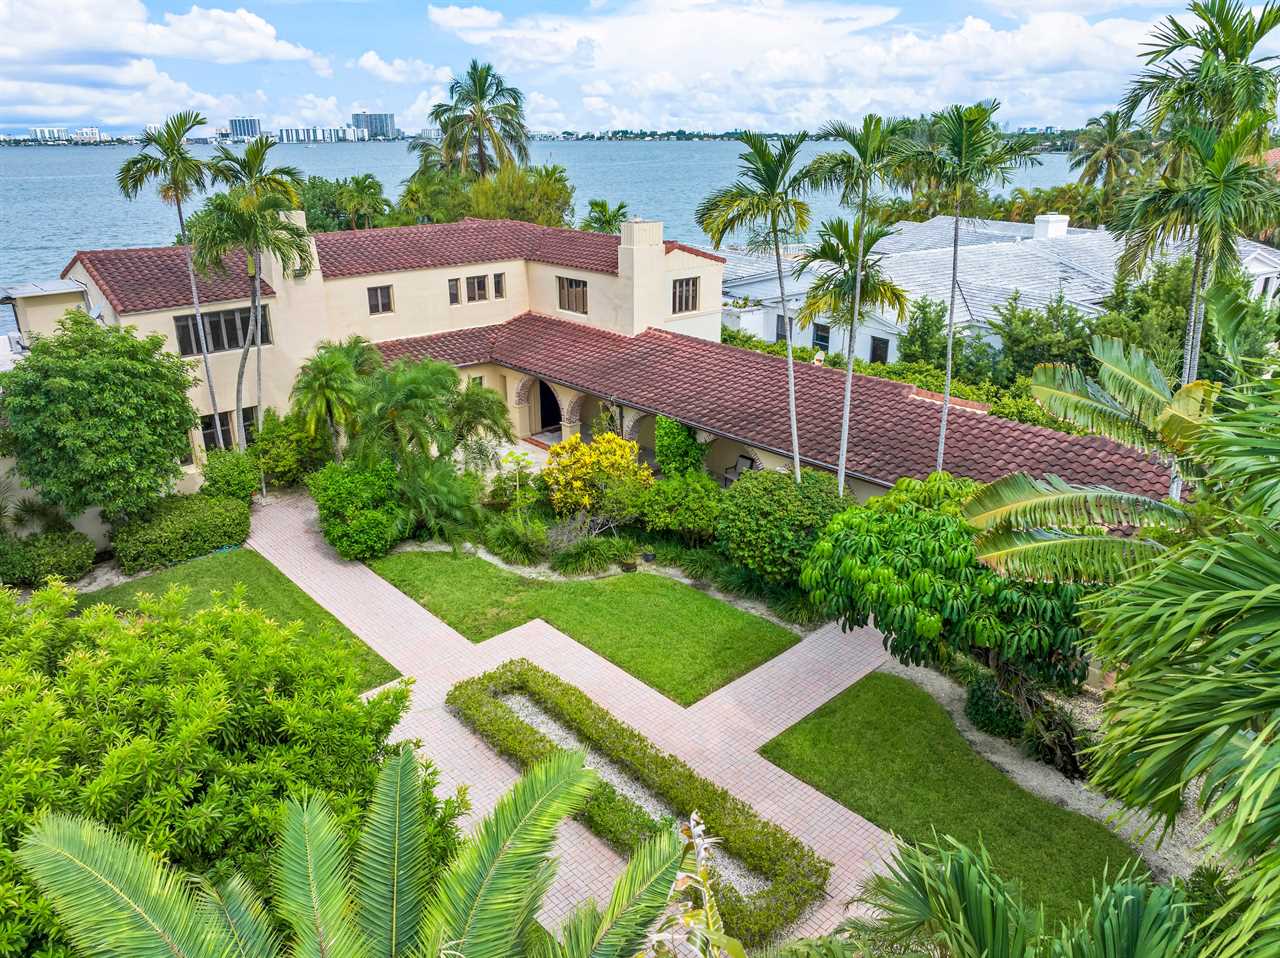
[759,672,1139,925]
[79,548,399,692]
[370,551,798,705]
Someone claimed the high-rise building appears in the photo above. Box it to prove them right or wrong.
[277,125,370,144]
[228,116,262,140]
[351,111,396,140]
[29,127,68,141]
[74,127,102,144]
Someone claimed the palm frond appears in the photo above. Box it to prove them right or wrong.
[16,812,229,958]
[273,794,365,958]
[574,830,685,958]
[196,874,282,958]
[1053,869,1191,958]
[1030,363,1157,449]
[420,751,597,958]
[356,746,430,958]
[964,472,1183,531]
[1090,335,1174,427]
[1155,380,1220,451]
[1196,380,1280,516]
[974,528,1167,582]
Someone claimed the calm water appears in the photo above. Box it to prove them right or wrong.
[0,141,1073,331]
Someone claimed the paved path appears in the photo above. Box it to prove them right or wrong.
[248,494,892,936]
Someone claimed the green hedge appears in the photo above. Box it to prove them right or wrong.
[201,448,262,504]
[0,530,96,586]
[113,494,250,574]
[447,659,830,945]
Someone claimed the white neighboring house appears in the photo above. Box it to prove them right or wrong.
[713,212,1280,362]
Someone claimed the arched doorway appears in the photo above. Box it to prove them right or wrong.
[538,381,562,435]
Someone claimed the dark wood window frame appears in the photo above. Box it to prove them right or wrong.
[368,285,393,314]
[672,276,699,314]
[173,307,271,358]
[557,276,589,314]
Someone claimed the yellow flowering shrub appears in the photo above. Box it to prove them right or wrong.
[543,432,653,516]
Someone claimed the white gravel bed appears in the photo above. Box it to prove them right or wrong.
[500,693,769,897]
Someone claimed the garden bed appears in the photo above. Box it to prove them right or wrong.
[447,659,830,946]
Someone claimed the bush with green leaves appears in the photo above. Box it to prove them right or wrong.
[716,467,845,587]
[112,494,250,574]
[0,580,419,957]
[549,535,637,575]
[200,448,261,504]
[653,416,708,475]
[0,530,96,586]
[643,471,723,545]
[964,674,1025,739]
[252,408,331,487]
[306,460,402,561]
[484,511,550,565]
[0,310,198,521]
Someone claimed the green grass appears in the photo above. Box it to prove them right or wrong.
[760,672,1139,926]
[79,548,399,692]
[370,551,798,706]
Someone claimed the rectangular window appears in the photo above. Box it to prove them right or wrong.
[466,275,488,303]
[448,278,460,305]
[493,272,505,300]
[557,276,589,314]
[672,277,699,314]
[173,307,271,358]
[200,406,258,450]
[870,335,890,364]
[367,285,393,314]
[469,374,485,388]
[813,322,830,351]
[775,314,787,342]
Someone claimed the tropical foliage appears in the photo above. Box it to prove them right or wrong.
[542,432,654,519]
[580,198,629,233]
[467,163,576,227]
[430,59,531,176]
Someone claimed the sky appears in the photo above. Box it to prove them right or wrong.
[0,0,1248,136]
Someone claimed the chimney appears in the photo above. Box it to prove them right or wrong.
[618,219,665,335]
[1033,213,1070,240]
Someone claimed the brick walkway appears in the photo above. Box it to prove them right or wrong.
[248,494,893,936]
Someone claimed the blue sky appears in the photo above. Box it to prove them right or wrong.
[0,0,1241,136]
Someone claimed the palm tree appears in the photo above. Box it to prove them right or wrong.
[446,375,515,468]
[348,359,459,467]
[891,102,1039,472]
[291,347,361,461]
[697,131,812,482]
[189,189,313,449]
[792,217,908,496]
[1071,110,1148,193]
[116,110,226,450]
[17,749,725,958]
[408,136,445,178]
[430,59,530,177]
[339,174,391,229]
[1112,113,1280,385]
[580,198,629,233]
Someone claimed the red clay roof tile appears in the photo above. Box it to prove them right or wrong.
[62,246,273,315]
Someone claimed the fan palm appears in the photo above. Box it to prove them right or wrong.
[430,60,530,177]
[446,375,515,467]
[1070,111,1148,194]
[17,749,706,958]
[697,131,811,482]
[339,174,391,229]
[792,217,908,495]
[890,102,1039,472]
[117,110,225,450]
[580,199,629,234]
[189,189,314,449]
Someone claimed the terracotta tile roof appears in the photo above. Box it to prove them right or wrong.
[1266,148,1280,170]
[313,219,724,279]
[377,313,1169,497]
[62,246,273,316]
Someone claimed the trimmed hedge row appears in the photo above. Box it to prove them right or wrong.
[447,659,830,946]
[0,531,96,586]
[113,494,250,574]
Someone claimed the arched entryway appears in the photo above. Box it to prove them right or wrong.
[538,381,562,434]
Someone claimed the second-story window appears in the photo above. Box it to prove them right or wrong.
[368,285,393,314]
[493,272,505,300]
[466,275,488,302]
[672,277,699,313]
[558,276,588,314]
[448,278,460,305]
[813,322,830,351]
[174,306,271,358]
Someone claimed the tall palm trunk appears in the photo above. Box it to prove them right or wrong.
[233,249,256,450]
[329,411,343,463]
[836,186,868,497]
[936,200,961,473]
[177,196,225,450]
[1181,241,1204,385]
[253,249,264,436]
[772,230,802,483]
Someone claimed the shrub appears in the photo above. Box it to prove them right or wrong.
[543,432,653,517]
[484,511,549,565]
[716,467,845,587]
[201,448,261,504]
[0,530,96,586]
[0,581,437,957]
[550,535,637,575]
[486,450,542,512]
[113,494,250,574]
[447,659,830,946]
[653,416,707,475]
[964,674,1025,739]
[252,409,330,487]
[643,471,723,545]
[306,460,402,561]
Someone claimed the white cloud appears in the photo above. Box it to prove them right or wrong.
[526,90,567,129]
[271,93,345,129]
[400,87,451,129]
[426,4,505,30]
[356,50,452,84]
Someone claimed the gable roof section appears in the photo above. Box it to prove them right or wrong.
[378,312,1168,497]
[62,246,273,315]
